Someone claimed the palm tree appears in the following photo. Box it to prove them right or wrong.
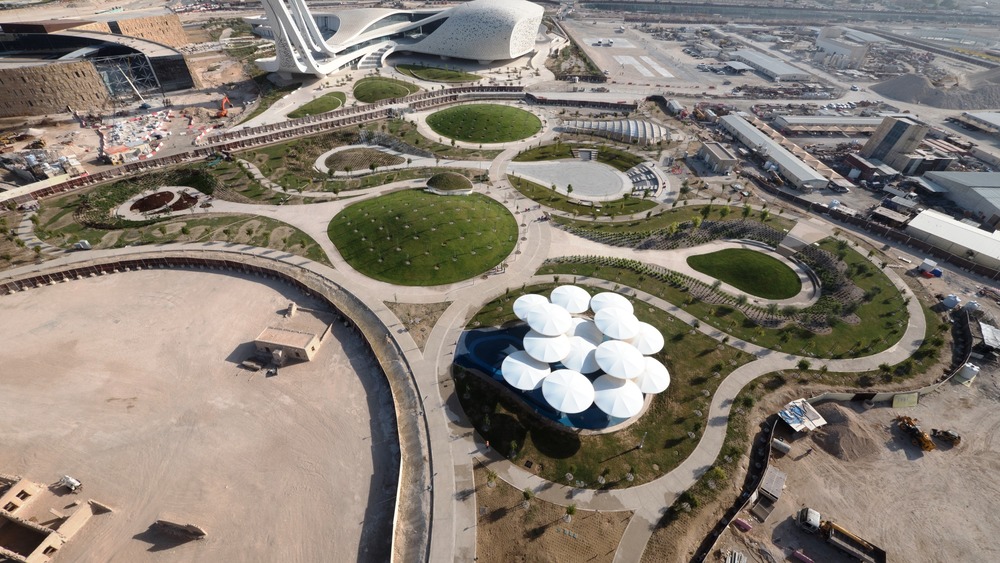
[742,204,752,220]
[564,504,576,523]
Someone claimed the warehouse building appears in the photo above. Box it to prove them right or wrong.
[773,115,884,135]
[956,112,1000,136]
[814,27,871,69]
[720,114,828,191]
[728,49,811,82]
[698,142,739,174]
[907,209,1000,270]
[922,172,1000,224]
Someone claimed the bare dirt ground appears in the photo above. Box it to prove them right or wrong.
[474,465,631,563]
[0,269,399,562]
[712,378,1000,563]
[384,300,452,350]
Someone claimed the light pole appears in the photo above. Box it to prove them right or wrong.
[638,431,647,450]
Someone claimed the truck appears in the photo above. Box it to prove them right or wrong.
[797,508,886,563]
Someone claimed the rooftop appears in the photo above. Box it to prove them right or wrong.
[721,115,827,185]
[731,49,809,78]
[256,326,317,349]
[775,115,884,126]
[908,209,1000,255]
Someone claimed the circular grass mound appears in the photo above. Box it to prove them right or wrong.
[686,248,802,300]
[353,77,420,103]
[427,172,473,192]
[426,104,541,144]
[328,190,517,286]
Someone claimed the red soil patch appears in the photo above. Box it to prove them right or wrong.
[130,191,174,213]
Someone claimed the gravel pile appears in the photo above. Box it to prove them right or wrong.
[810,402,883,462]
[871,73,1000,110]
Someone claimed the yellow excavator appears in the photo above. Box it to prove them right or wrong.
[895,416,936,451]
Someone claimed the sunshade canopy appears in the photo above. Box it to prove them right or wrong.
[633,357,670,393]
[589,292,634,314]
[513,293,548,321]
[550,285,591,314]
[542,369,596,414]
[561,336,601,374]
[628,322,665,355]
[526,303,573,336]
[523,330,572,363]
[594,308,641,340]
[566,318,604,345]
[594,340,646,379]
[501,350,551,391]
[592,374,644,418]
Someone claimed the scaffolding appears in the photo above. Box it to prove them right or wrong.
[91,53,161,99]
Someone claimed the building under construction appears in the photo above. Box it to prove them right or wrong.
[0,14,197,118]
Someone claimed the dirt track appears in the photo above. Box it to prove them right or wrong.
[0,269,399,562]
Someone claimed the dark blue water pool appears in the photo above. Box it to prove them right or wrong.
[456,327,628,430]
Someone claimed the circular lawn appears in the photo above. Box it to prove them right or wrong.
[353,77,420,103]
[686,248,802,300]
[328,190,517,285]
[426,104,541,144]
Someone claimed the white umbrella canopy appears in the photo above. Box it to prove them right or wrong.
[589,292,634,314]
[628,322,665,355]
[523,330,572,363]
[594,340,646,379]
[633,357,670,394]
[526,303,573,336]
[561,336,601,374]
[501,350,551,391]
[550,285,591,314]
[513,293,548,321]
[566,318,604,345]
[542,369,595,414]
[594,308,641,340]
[592,375,644,418]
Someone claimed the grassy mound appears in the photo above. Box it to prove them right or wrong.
[287,91,346,118]
[396,64,481,83]
[687,248,801,300]
[427,172,473,192]
[327,190,516,285]
[353,77,420,103]
[427,104,541,144]
[325,148,405,173]
[514,143,644,172]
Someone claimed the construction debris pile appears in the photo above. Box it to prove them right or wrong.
[98,110,174,165]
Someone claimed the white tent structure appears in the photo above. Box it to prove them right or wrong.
[628,322,665,355]
[542,369,596,414]
[589,292,634,314]
[633,357,670,394]
[594,340,646,379]
[550,285,592,314]
[523,330,572,363]
[592,375,644,418]
[526,303,573,336]
[561,336,601,374]
[566,318,604,345]
[513,294,548,321]
[501,350,551,391]
[594,308,641,340]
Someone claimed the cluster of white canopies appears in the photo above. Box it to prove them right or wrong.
[500,285,670,420]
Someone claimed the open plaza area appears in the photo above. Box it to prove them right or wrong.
[4,0,1000,561]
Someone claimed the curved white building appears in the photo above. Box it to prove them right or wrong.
[255,0,544,77]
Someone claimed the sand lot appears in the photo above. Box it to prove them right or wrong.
[0,270,398,562]
[714,378,1000,562]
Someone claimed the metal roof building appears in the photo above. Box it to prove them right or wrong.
[907,209,1000,270]
[730,49,811,81]
[773,115,884,135]
[958,112,1000,136]
[720,114,828,191]
[560,119,671,145]
[923,171,1000,220]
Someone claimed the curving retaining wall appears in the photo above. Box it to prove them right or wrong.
[0,250,432,563]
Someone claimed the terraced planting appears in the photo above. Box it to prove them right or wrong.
[325,148,405,174]
[427,104,541,144]
[353,77,420,103]
[427,172,473,192]
[514,142,645,172]
[287,91,346,118]
[396,64,481,83]
[327,190,516,285]
[508,175,657,217]
[461,283,754,487]
[687,248,801,300]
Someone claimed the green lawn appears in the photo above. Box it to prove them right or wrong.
[426,104,541,144]
[687,248,801,300]
[353,77,420,103]
[462,283,754,487]
[287,91,346,118]
[540,243,908,358]
[427,172,473,191]
[327,190,517,285]
[396,64,481,82]
[508,174,657,217]
[553,204,797,235]
[240,76,302,124]
[514,143,645,172]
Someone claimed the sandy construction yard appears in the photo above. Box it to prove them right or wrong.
[714,377,1000,562]
[0,269,398,562]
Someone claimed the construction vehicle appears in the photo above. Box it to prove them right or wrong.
[797,508,886,563]
[56,475,82,493]
[931,428,961,446]
[895,416,936,451]
[215,95,231,118]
